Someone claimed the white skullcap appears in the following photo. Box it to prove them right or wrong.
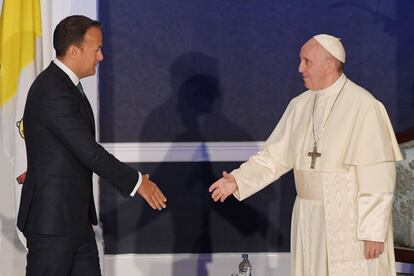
[313,34,346,63]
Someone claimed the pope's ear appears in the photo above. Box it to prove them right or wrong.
[326,58,335,72]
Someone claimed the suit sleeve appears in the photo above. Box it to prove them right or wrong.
[41,88,138,197]
[231,101,294,200]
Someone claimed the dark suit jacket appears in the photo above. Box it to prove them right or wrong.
[17,62,138,236]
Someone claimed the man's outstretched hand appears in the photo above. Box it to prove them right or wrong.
[137,174,167,210]
[208,171,238,202]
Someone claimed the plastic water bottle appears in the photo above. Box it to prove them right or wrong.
[239,253,252,276]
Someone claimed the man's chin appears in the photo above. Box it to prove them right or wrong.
[85,69,97,78]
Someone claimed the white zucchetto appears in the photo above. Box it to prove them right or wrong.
[313,34,346,63]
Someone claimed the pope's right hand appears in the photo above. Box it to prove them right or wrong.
[208,171,238,202]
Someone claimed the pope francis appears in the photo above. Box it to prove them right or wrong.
[209,34,401,276]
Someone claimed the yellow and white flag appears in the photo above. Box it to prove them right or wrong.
[0,0,43,244]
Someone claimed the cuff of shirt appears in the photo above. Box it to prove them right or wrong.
[130,172,142,197]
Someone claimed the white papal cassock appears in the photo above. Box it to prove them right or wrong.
[231,74,402,276]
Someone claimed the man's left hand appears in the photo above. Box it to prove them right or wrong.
[363,240,384,259]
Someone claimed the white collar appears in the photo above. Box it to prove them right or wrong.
[310,73,347,97]
[53,58,80,86]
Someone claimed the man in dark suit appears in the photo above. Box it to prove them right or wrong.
[17,15,167,276]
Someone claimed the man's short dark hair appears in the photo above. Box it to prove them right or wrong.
[53,15,101,57]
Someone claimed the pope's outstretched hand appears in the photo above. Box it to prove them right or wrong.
[209,171,238,202]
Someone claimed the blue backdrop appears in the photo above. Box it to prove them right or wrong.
[98,0,414,254]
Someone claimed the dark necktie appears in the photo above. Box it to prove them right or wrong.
[76,81,95,135]
[76,82,86,98]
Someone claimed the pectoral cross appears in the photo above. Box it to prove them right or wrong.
[307,144,321,169]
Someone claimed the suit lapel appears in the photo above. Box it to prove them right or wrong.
[73,86,95,137]
[49,62,96,137]
[80,94,96,137]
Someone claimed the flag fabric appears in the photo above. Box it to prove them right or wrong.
[0,0,43,245]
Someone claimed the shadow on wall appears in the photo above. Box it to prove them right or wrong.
[140,52,253,142]
[139,52,282,276]
[99,52,294,275]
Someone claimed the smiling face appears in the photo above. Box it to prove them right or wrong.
[298,38,334,91]
[74,26,103,78]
